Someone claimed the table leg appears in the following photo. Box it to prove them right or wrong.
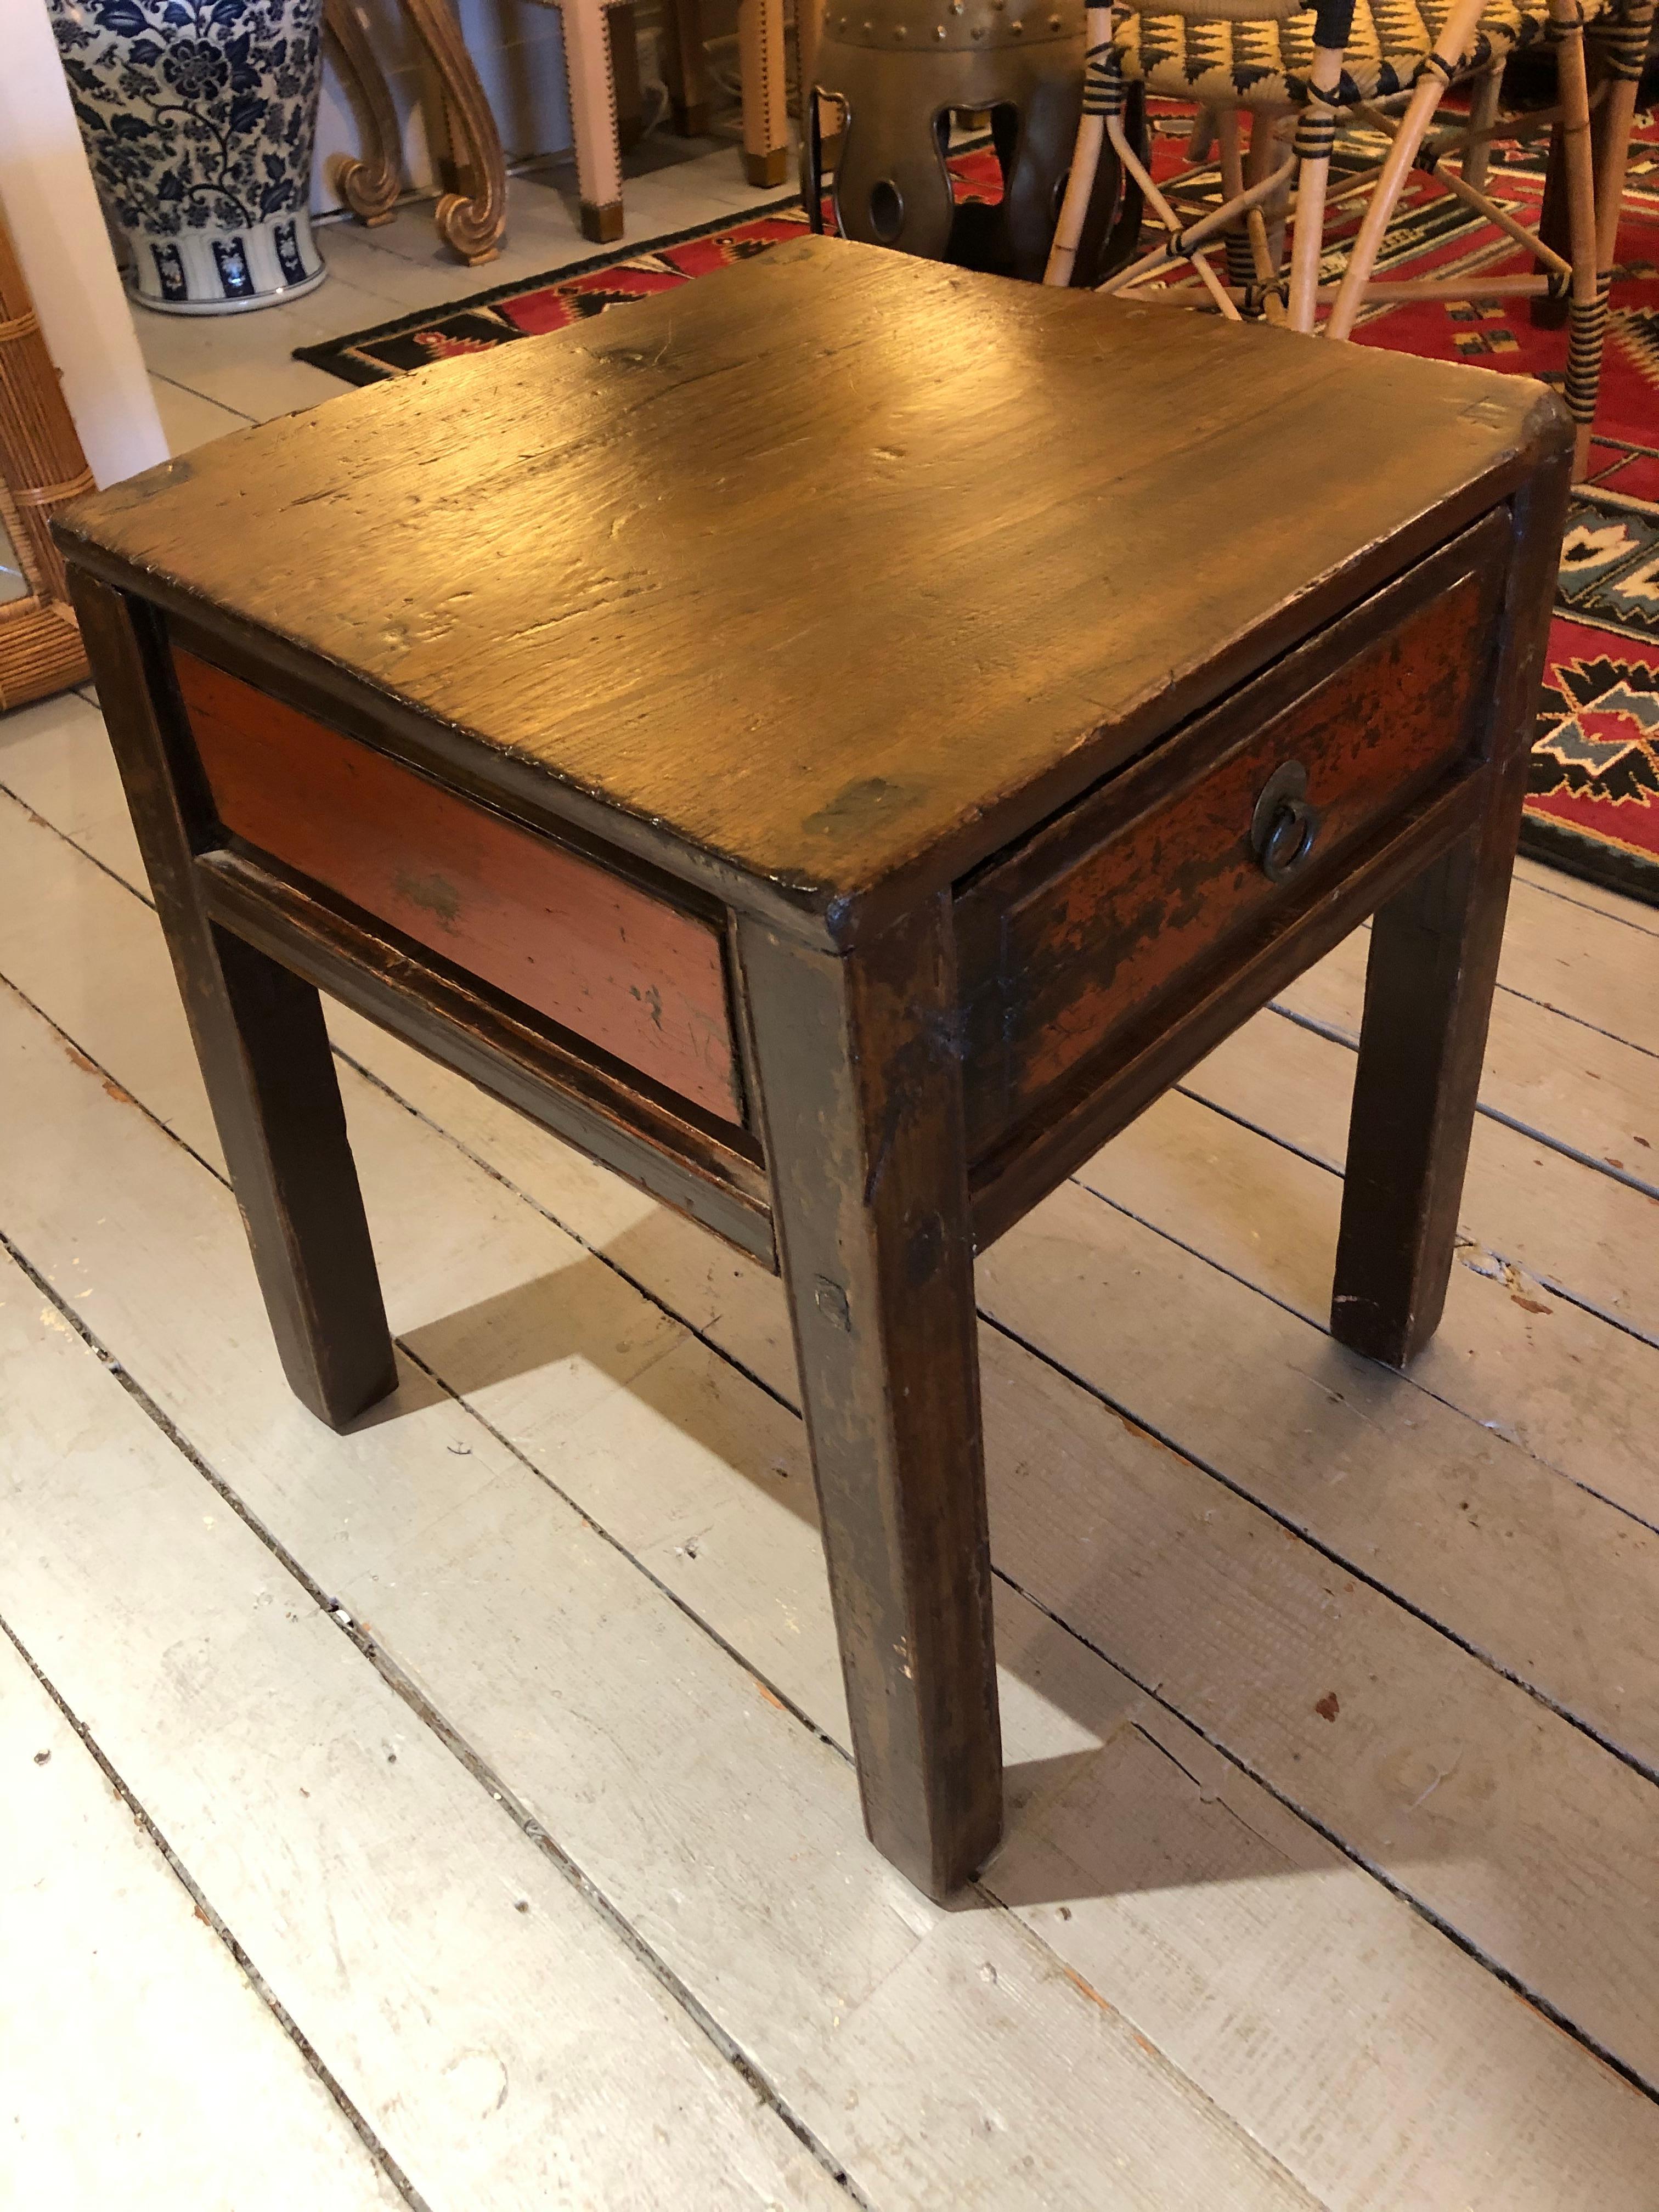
[1331,450,1569,1368]
[1330,804,1523,1368]
[740,897,1002,1900]
[69,577,398,1431]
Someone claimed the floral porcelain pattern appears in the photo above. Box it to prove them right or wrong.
[50,0,323,240]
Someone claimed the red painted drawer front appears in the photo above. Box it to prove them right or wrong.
[176,651,742,1124]
[958,524,1507,1156]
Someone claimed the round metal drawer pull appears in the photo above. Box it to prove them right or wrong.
[1250,760,1321,884]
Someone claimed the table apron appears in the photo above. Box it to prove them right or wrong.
[195,845,778,1269]
[956,507,1514,1184]
[966,763,1491,1251]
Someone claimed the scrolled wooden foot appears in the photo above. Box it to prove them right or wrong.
[398,0,509,263]
[436,191,504,263]
[323,0,403,224]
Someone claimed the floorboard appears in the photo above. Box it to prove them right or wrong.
[1084,1087,1659,1530]
[5,756,1659,2200]
[0,1234,849,2212]
[0,976,1322,2210]
[0,1601,403,2211]
[1279,927,1659,1196]
[1186,1009,1659,1344]
[1513,855,1659,947]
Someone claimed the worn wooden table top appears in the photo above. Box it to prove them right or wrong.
[59,238,1561,924]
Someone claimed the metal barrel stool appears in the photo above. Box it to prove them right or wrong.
[806,0,1085,279]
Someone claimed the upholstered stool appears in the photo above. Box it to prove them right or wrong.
[60,240,1571,1899]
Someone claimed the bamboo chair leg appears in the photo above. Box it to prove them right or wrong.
[1099,150,1293,294]
[1586,0,1657,403]
[1215,109,1255,294]
[1105,108,1244,316]
[1325,0,1488,339]
[1286,40,1346,330]
[1046,1,1113,283]
[1463,56,1504,190]
[1247,109,1291,274]
[1551,0,1609,474]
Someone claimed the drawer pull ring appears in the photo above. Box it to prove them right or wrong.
[1251,760,1321,884]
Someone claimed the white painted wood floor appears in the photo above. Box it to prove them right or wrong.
[6,144,1659,2208]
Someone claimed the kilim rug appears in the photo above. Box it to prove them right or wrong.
[298,107,1659,901]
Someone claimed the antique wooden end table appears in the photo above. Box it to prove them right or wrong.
[59,240,1571,1901]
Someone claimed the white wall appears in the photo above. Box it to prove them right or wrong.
[0,0,166,489]
[313,0,574,214]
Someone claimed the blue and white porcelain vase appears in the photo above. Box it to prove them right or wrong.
[50,0,328,315]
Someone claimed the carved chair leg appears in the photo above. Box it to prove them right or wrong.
[323,0,403,224]
[741,899,1003,1901]
[399,0,509,262]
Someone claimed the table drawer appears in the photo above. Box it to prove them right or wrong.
[172,650,744,1126]
[957,512,1511,1158]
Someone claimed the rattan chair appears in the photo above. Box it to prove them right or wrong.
[1045,0,1655,470]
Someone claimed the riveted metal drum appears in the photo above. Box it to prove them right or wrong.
[807,0,1085,279]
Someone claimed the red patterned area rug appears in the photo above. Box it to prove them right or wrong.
[297,114,1659,902]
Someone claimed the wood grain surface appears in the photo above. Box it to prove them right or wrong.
[175,649,741,1123]
[57,239,1566,936]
